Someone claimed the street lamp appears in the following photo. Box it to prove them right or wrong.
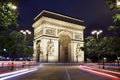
[103,57,107,69]
[91,30,103,68]
[116,0,120,6]
[91,30,103,39]
[20,30,31,41]
[8,3,17,10]
[117,57,120,67]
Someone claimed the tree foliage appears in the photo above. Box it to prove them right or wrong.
[84,36,107,62]
[105,0,120,10]
[105,0,120,58]
[0,0,18,29]
[0,0,34,59]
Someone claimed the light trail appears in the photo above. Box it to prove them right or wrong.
[0,69,28,78]
[80,66,120,80]
[82,66,120,75]
[0,68,38,80]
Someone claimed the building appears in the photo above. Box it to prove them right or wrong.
[32,10,85,63]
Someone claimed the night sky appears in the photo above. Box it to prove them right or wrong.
[17,0,120,37]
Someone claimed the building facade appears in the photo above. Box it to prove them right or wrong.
[32,10,85,63]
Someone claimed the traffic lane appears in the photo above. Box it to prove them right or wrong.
[13,65,110,80]
[13,65,67,80]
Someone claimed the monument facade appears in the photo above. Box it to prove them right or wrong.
[32,10,85,63]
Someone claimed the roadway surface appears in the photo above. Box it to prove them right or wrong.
[9,63,117,80]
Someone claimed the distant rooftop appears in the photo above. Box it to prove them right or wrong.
[34,10,84,25]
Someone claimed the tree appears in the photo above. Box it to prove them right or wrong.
[84,35,109,62]
[105,0,120,66]
[84,36,100,62]
[105,0,120,10]
[0,1,19,59]
[0,0,18,29]
[0,1,34,60]
[24,46,33,57]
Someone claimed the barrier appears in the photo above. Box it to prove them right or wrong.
[0,61,37,72]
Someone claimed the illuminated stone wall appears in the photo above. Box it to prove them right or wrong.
[32,10,85,63]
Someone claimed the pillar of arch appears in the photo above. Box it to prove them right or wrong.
[32,10,85,63]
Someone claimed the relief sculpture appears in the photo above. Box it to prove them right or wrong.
[75,43,81,62]
[75,33,82,40]
[46,39,54,56]
[46,27,56,35]
[34,29,43,37]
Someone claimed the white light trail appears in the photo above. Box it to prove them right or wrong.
[0,68,38,80]
[0,69,28,78]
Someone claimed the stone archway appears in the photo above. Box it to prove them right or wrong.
[59,34,71,62]
[33,10,85,63]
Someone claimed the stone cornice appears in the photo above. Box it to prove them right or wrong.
[32,16,85,30]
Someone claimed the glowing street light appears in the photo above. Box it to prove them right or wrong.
[116,0,120,6]
[3,48,7,52]
[8,3,17,10]
[91,30,103,39]
[91,30,103,68]
[20,30,31,35]
[103,57,107,69]
[20,30,31,41]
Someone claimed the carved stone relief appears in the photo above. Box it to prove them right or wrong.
[45,27,56,35]
[46,39,54,56]
[75,43,82,62]
[34,29,43,37]
[58,29,72,34]
[74,33,82,40]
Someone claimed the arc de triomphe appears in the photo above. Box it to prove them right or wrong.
[32,10,85,63]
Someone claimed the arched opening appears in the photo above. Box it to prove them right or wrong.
[36,40,40,63]
[59,34,71,62]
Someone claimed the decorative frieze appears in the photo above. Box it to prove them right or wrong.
[45,27,56,36]
[58,29,72,34]
[74,33,82,40]
[34,29,43,37]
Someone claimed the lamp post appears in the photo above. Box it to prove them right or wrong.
[103,57,107,69]
[117,57,120,67]
[20,30,31,41]
[91,30,103,39]
[91,30,103,68]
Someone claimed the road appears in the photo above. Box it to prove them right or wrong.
[10,64,110,80]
